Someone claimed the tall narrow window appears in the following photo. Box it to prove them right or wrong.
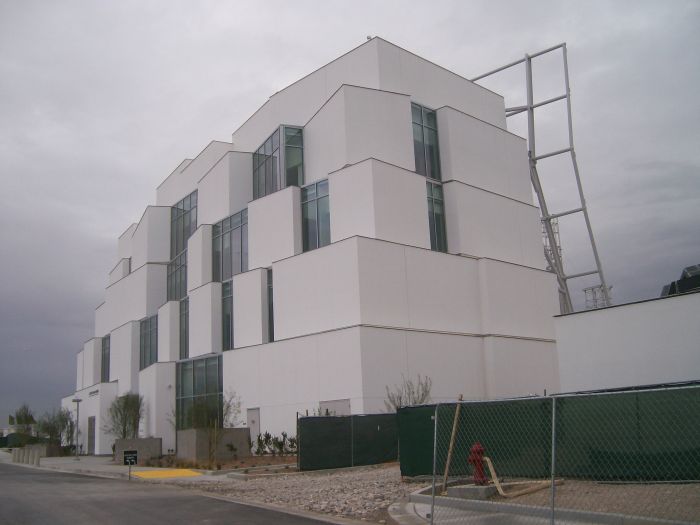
[168,190,197,302]
[139,315,158,370]
[267,268,274,343]
[427,181,447,252]
[253,126,304,200]
[179,298,189,360]
[222,281,233,351]
[101,335,110,383]
[302,179,330,252]
[175,355,222,430]
[412,103,441,180]
[212,209,248,282]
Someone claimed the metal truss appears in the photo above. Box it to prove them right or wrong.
[471,43,611,314]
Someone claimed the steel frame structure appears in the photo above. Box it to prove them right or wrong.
[471,43,611,314]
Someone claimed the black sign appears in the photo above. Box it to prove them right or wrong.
[123,450,137,466]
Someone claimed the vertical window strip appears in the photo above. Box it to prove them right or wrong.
[101,335,110,383]
[267,269,274,343]
[179,298,189,360]
[222,281,233,351]
[139,315,158,370]
[427,181,447,252]
[412,103,441,181]
[301,179,330,252]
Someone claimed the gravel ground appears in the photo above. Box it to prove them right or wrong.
[158,463,411,522]
[490,480,700,523]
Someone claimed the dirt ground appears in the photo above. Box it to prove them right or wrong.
[218,454,297,470]
[490,479,700,523]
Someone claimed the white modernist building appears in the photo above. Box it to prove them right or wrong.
[62,38,561,455]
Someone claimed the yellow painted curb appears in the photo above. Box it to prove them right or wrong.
[132,469,202,479]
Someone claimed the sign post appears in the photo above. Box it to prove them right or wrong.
[123,450,137,481]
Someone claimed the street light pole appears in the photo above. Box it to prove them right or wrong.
[72,398,82,461]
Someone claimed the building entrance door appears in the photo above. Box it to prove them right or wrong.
[87,416,95,455]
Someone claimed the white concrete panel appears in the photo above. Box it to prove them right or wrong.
[231,39,381,153]
[76,351,84,391]
[82,338,101,389]
[222,327,363,436]
[130,206,171,269]
[273,238,361,340]
[110,321,140,395]
[187,225,213,293]
[483,337,560,398]
[478,259,559,340]
[375,38,506,129]
[329,159,430,249]
[138,362,176,453]
[197,151,252,225]
[156,141,233,206]
[443,181,545,269]
[188,282,222,358]
[94,263,167,337]
[556,292,700,392]
[437,107,531,203]
[68,382,119,455]
[359,327,487,413]
[248,186,302,269]
[158,301,180,363]
[117,223,137,261]
[109,258,131,285]
[303,89,347,185]
[232,269,267,348]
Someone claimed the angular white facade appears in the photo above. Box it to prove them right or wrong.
[63,38,560,454]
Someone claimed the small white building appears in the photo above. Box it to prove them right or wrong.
[61,37,561,455]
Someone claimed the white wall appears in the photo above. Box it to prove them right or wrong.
[94,263,167,337]
[187,225,213,292]
[130,206,171,269]
[329,159,431,249]
[62,381,118,455]
[109,258,131,285]
[188,282,222,358]
[117,223,137,261]
[443,181,545,269]
[158,301,180,363]
[139,362,176,453]
[110,321,140,395]
[437,106,531,203]
[248,186,302,270]
[233,268,268,348]
[81,338,101,389]
[156,141,233,207]
[556,292,700,392]
[197,151,252,226]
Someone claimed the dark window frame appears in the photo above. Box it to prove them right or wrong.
[412,103,441,181]
[101,335,110,383]
[427,181,447,252]
[179,298,189,360]
[253,125,304,200]
[301,179,330,252]
[139,315,158,370]
[175,355,223,430]
[212,209,248,282]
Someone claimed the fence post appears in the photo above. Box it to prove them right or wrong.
[550,396,557,525]
[430,404,439,525]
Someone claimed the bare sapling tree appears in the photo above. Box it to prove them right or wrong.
[384,374,433,412]
[104,393,144,440]
[191,390,243,469]
[37,408,74,445]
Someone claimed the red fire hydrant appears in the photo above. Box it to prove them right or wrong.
[468,442,488,486]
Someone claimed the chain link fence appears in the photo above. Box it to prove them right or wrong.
[418,384,700,524]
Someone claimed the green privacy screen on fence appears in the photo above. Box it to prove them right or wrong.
[298,413,397,471]
[398,385,700,480]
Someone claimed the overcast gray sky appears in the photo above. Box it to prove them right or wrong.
[1,0,698,422]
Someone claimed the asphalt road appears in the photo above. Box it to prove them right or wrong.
[0,462,327,525]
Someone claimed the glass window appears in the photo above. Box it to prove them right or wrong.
[101,335,110,383]
[267,268,274,343]
[179,298,189,360]
[175,355,223,430]
[212,209,247,282]
[302,180,330,252]
[139,315,158,370]
[427,181,447,252]
[222,281,233,351]
[412,103,441,181]
[167,251,187,302]
[253,126,304,200]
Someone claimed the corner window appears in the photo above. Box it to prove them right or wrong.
[222,281,233,351]
[253,126,304,200]
[412,103,441,180]
[427,181,447,252]
[139,315,158,370]
[168,190,197,302]
[101,335,110,383]
[212,209,248,282]
[302,180,330,252]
